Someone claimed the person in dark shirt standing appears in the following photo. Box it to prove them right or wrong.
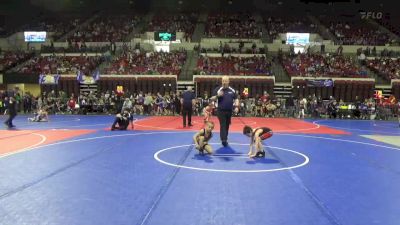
[4,96,17,128]
[212,76,239,147]
[285,95,295,117]
[181,86,195,127]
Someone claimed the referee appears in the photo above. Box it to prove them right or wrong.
[4,96,17,128]
[212,76,239,147]
[181,86,195,127]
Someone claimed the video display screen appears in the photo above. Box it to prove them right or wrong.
[24,31,46,42]
[286,33,310,46]
[154,32,176,41]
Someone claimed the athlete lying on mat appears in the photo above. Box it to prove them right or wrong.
[111,110,134,131]
[193,121,215,155]
[243,125,273,158]
[28,107,49,122]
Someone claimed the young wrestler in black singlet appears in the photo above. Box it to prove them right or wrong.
[193,121,215,154]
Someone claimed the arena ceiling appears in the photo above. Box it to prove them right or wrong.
[0,0,399,29]
[0,0,398,13]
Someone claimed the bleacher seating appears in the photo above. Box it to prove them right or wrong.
[197,55,273,76]
[205,13,261,38]
[103,50,187,75]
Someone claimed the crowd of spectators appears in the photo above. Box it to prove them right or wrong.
[35,17,83,40]
[17,55,104,75]
[0,51,34,72]
[103,49,187,75]
[199,46,266,55]
[196,55,273,76]
[280,53,368,78]
[265,16,319,40]
[196,41,266,55]
[367,58,400,80]
[205,13,261,38]
[41,43,110,54]
[148,13,197,42]
[0,90,184,116]
[378,18,400,37]
[1,16,83,40]
[319,16,392,45]
[282,94,398,120]
[359,47,400,58]
[68,15,140,42]
[1,89,398,122]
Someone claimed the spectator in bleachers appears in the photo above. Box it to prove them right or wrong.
[17,55,104,75]
[205,13,261,38]
[6,16,84,40]
[0,51,33,72]
[103,50,187,75]
[197,55,273,76]
[200,45,266,55]
[265,16,320,41]
[0,87,397,121]
[281,53,365,78]
[148,13,197,42]
[319,16,392,46]
[367,58,400,80]
[67,15,140,43]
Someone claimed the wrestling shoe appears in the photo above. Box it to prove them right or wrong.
[255,151,266,158]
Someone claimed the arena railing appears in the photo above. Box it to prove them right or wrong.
[291,76,375,83]
[60,74,177,79]
[291,76,376,101]
[193,75,275,83]
[201,38,263,44]
[39,74,178,96]
[40,53,104,57]
[199,53,267,58]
